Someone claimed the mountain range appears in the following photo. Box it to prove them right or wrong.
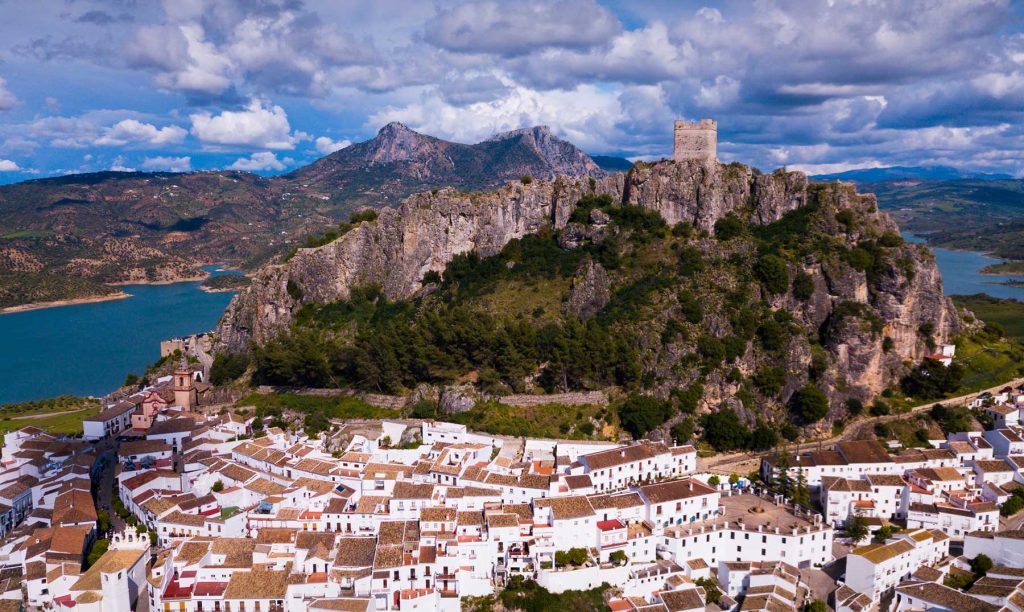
[0,124,607,308]
[284,123,606,205]
[812,165,1014,182]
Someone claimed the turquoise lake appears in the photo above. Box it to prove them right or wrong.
[903,233,1024,301]
[0,267,239,405]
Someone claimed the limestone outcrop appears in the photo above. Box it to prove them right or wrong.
[217,158,961,415]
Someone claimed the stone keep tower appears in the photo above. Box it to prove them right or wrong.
[673,118,717,162]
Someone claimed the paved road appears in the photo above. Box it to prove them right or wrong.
[701,377,1024,473]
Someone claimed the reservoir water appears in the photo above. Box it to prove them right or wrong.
[903,233,1024,301]
[0,266,239,405]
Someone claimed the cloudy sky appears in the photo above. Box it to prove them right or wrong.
[0,0,1021,182]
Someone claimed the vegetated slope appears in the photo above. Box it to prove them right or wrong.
[0,171,295,307]
[865,178,1024,260]
[282,123,604,206]
[952,294,1024,340]
[219,159,963,440]
[0,124,602,308]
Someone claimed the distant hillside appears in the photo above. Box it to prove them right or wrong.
[813,165,1013,182]
[864,178,1024,260]
[283,123,604,205]
[591,155,634,172]
[0,124,606,308]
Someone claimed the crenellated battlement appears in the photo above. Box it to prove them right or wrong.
[675,119,717,130]
[673,118,717,162]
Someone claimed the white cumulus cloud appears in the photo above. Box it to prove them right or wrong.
[0,78,19,111]
[0,159,21,171]
[370,79,626,151]
[141,156,192,172]
[190,99,307,150]
[95,119,188,146]
[314,136,352,155]
[228,151,290,171]
[110,155,134,172]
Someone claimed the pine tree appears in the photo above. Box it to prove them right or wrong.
[793,468,809,508]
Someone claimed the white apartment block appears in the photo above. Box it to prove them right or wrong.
[573,442,697,493]
[846,529,950,600]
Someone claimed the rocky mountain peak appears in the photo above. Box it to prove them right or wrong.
[486,125,553,142]
[360,122,437,164]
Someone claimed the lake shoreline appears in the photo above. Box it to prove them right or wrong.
[107,273,209,286]
[0,291,133,315]
[0,265,238,404]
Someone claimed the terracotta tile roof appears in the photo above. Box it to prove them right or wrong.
[895,582,1000,612]
[309,598,374,611]
[118,440,172,456]
[486,513,519,528]
[148,418,201,436]
[582,442,671,471]
[588,491,645,510]
[255,528,297,544]
[836,440,893,464]
[501,503,533,522]
[223,568,289,600]
[547,495,595,520]
[660,589,705,611]
[70,548,146,591]
[852,539,914,564]
[975,460,1013,473]
[53,490,97,526]
[353,495,389,514]
[176,540,212,564]
[564,474,594,489]
[245,478,287,496]
[334,537,377,567]
[639,478,716,504]
[865,474,906,487]
[821,477,871,492]
[84,402,136,422]
[372,544,403,570]
[210,538,256,567]
[391,481,435,500]
[420,507,457,522]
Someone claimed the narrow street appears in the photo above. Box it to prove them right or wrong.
[93,438,125,535]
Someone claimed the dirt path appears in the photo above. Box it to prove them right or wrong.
[701,377,1024,473]
[12,407,91,420]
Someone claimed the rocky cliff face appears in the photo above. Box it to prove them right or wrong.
[219,175,609,349]
[219,159,961,415]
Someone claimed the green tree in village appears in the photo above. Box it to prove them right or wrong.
[792,468,810,508]
[805,600,828,612]
[846,515,870,544]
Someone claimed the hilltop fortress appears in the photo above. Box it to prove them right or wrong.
[673,118,717,162]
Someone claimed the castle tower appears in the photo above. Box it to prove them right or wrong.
[673,118,717,163]
[173,357,196,412]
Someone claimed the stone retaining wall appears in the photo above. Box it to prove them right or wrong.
[498,390,607,407]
